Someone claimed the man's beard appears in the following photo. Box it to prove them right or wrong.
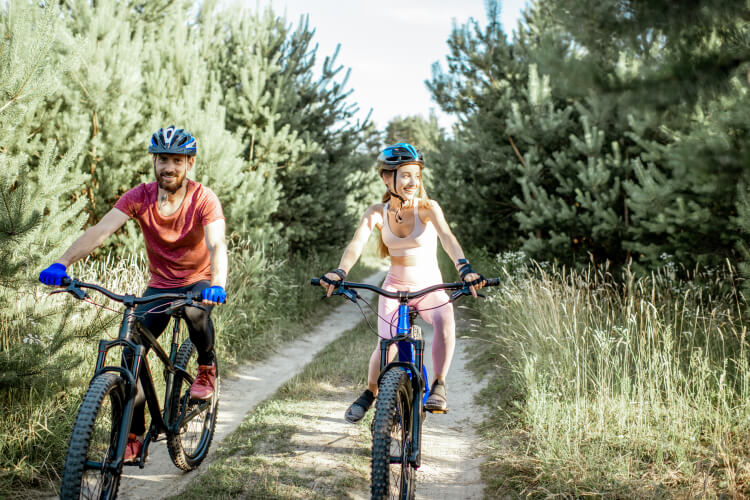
[155,168,186,194]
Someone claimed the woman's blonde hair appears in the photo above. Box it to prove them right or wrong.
[377,164,432,259]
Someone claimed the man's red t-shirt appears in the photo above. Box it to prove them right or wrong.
[114,180,224,288]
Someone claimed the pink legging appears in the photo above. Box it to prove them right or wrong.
[367,271,455,389]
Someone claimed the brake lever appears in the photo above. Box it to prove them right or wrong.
[165,298,208,316]
[341,288,359,303]
[330,286,358,303]
[323,282,359,303]
[49,281,87,300]
[450,287,486,302]
[69,286,88,300]
[165,300,186,316]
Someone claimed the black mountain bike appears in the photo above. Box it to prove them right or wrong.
[311,277,499,499]
[55,278,219,500]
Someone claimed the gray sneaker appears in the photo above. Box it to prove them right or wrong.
[345,389,375,423]
[424,380,448,412]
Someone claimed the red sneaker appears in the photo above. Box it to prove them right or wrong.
[190,364,216,400]
[123,433,144,463]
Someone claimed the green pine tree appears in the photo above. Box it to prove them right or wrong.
[538,0,750,109]
[427,0,526,252]
[0,1,88,284]
[139,0,281,246]
[535,0,750,268]
[0,0,87,391]
[204,5,371,253]
[42,0,152,227]
[625,80,750,267]
[513,90,632,264]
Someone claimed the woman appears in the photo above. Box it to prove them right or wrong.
[320,142,486,423]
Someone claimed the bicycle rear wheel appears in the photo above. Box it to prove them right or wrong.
[166,339,219,471]
[60,373,127,500]
[371,368,416,500]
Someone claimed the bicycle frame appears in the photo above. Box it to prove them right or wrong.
[98,302,217,473]
[54,279,206,472]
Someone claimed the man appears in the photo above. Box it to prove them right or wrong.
[39,126,228,462]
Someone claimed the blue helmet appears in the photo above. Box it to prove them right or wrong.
[148,126,197,156]
[377,142,424,171]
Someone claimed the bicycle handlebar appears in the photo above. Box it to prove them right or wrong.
[55,277,195,306]
[310,277,500,301]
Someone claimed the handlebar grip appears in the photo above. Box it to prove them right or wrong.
[311,278,321,286]
[61,277,72,287]
[485,278,500,287]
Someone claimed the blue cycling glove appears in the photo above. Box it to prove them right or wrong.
[39,263,69,286]
[201,286,226,304]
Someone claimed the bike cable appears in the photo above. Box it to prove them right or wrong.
[352,295,381,336]
[355,293,455,338]
[132,300,183,321]
[81,297,121,339]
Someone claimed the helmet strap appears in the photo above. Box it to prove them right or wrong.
[388,171,405,224]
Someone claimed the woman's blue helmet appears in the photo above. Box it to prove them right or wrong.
[377,142,424,171]
[148,126,197,156]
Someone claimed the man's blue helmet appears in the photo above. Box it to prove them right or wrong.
[377,142,424,171]
[148,126,197,156]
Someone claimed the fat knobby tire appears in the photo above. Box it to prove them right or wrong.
[60,372,126,500]
[371,368,414,499]
[166,339,219,471]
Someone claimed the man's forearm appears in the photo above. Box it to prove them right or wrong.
[56,227,108,267]
[209,244,228,288]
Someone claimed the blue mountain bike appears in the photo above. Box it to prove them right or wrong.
[311,277,499,499]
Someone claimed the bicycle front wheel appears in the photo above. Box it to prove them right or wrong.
[371,368,415,500]
[166,339,219,471]
[60,373,127,500]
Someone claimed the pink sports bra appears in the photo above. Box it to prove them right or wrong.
[381,202,438,258]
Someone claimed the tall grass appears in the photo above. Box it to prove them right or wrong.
[0,253,150,496]
[474,252,750,497]
[0,240,380,497]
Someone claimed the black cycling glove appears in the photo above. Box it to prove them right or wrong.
[321,268,347,286]
[457,260,485,286]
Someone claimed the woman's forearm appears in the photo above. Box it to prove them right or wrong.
[337,239,365,273]
[439,233,468,267]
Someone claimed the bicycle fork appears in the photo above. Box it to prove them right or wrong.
[88,307,145,474]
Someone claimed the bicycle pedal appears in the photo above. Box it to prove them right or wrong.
[123,457,147,467]
[425,408,449,414]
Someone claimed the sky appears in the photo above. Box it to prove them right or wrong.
[250,0,529,131]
